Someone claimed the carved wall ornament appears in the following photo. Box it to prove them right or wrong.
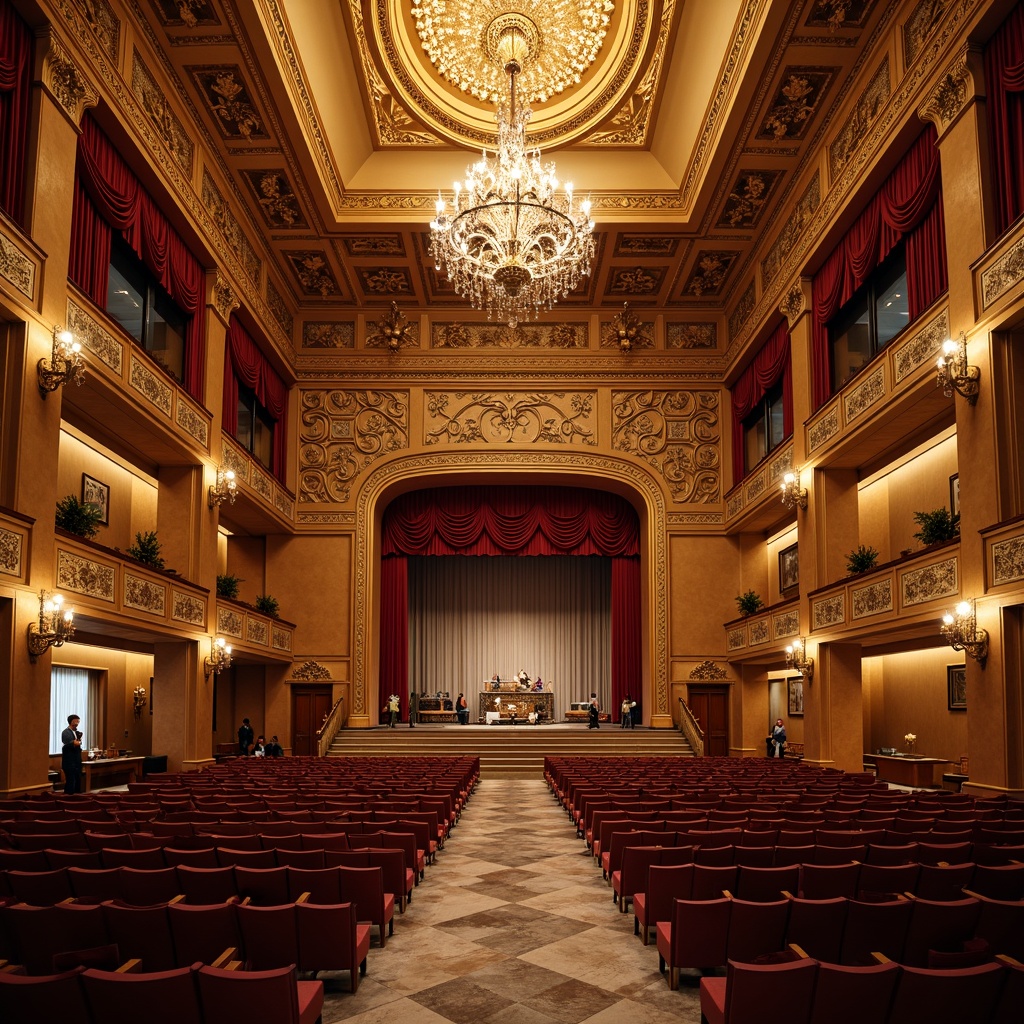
[992,534,1024,587]
[852,578,893,618]
[904,0,954,67]
[808,406,840,451]
[779,283,807,325]
[762,173,821,286]
[124,575,167,615]
[0,526,24,577]
[603,303,652,351]
[757,68,836,141]
[131,50,193,174]
[727,628,746,651]
[42,32,98,125]
[773,610,800,639]
[285,251,337,298]
[893,308,948,383]
[689,660,728,680]
[431,322,587,350]
[248,618,269,646]
[303,322,356,348]
[292,660,332,680]
[667,322,717,349]
[749,619,770,645]
[829,57,890,179]
[918,48,975,134]
[266,279,294,338]
[272,627,292,651]
[608,265,663,295]
[844,365,885,423]
[201,172,261,285]
[175,400,209,448]
[77,0,120,61]
[612,390,721,503]
[425,391,596,447]
[0,229,35,298]
[188,65,266,140]
[57,550,115,601]
[67,299,122,373]
[900,557,958,606]
[172,590,206,626]
[729,282,757,340]
[685,252,739,297]
[150,0,219,28]
[299,390,409,503]
[981,233,1024,310]
[813,594,845,628]
[129,356,173,415]
[806,0,872,30]
[243,169,306,229]
[211,273,239,323]
[367,301,418,351]
[718,170,783,228]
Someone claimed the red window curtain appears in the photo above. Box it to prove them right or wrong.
[0,0,31,225]
[729,319,793,484]
[224,314,288,481]
[811,125,947,409]
[379,487,641,718]
[68,115,206,398]
[986,3,1024,236]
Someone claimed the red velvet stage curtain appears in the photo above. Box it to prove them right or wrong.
[729,319,793,484]
[380,487,641,721]
[811,125,947,409]
[986,3,1024,236]
[0,0,31,225]
[68,116,206,398]
[224,315,289,481]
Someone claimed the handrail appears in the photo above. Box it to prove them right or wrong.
[677,697,704,757]
[315,697,345,757]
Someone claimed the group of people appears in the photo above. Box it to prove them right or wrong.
[237,718,283,757]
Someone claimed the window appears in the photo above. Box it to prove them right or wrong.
[743,382,785,473]
[236,382,275,471]
[106,237,187,384]
[49,667,100,755]
[830,248,909,392]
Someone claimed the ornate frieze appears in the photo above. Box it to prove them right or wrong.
[918,49,972,134]
[992,534,1024,587]
[0,229,34,299]
[812,594,845,629]
[0,526,23,577]
[612,390,720,503]
[852,579,893,619]
[266,279,294,337]
[220,443,250,485]
[685,251,738,297]
[303,322,355,348]
[68,298,123,373]
[172,590,206,626]
[727,492,744,519]
[273,489,294,519]
[806,1,872,31]
[667,322,717,349]
[900,557,958,606]
[981,234,1024,310]
[757,69,836,141]
[426,391,596,447]
[251,470,273,502]
[891,308,947,383]
[131,50,193,174]
[773,610,800,640]
[124,575,167,615]
[129,355,173,416]
[42,31,98,125]
[745,473,766,503]
[299,390,409,503]
[727,628,746,651]
[247,618,269,645]
[298,512,348,524]
[749,619,770,646]
[829,57,890,180]
[272,627,292,651]
[768,448,794,487]
[176,400,209,448]
[292,659,332,680]
[729,282,756,340]
[57,550,115,601]
[808,407,840,452]
[217,607,244,638]
[211,273,239,323]
[432,322,587,349]
[201,171,261,286]
[904,0,953,67]
[76,0,119,61]
[844,365,885,423]
[689,660,728,680]
[761,173,820,287]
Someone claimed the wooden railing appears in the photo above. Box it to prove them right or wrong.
[316,697,345,757]
[677,698,704,757]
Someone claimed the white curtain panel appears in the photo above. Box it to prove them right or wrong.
[408,555,611,719]
[49,666,95,754]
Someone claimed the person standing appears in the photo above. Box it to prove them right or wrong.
[409,690,417,729]
[620,696,636,729]
[237,717,254,756]
[456,693,469,725]
[61,714,83,794]
[768,718,787,758]
[588,693,601,729]
[387,694,399,728]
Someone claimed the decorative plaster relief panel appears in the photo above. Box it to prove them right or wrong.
[748,618,770,646]
[808,407,840,452]
[217,607,244,638]
[900,557,958,606]
[727,628,746,651]
[852,579,893,619]
[57,550,115,601]
[0,229,34,298]
[247,618,269,646]
[124,575,166,616]
[68,299,123,374]
[172,591,206,626]
[272,627,292,651]
[773,610,800,640]
[844,365,885,423]
[131,50,193,173]
[992,534,1024,587]
[829,57,890,179]
[812,594,845,629]
[892,308,947,383]
[667,322,717,349]
[0,525,24,578]
[175,400,209,448]
[431,321,587,349]
[129,355,173,415]
[427,391,595,447]
[982,234,1024,310]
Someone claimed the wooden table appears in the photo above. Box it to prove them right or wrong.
[867,754,950,789]
[81,756,145,792]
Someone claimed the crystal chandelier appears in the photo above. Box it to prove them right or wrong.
[427,12,596,328]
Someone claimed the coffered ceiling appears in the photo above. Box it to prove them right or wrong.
[131,0,892,318]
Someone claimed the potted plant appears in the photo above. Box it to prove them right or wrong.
[846,544,879,575]
[55,494,103,539]
[735,591,764,617]
[126,530,165,569]
[912,507,959,547]
[255,594,280,618]
[217,574,242,600]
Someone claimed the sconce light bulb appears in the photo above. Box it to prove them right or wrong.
[784,472,795,485]
[224,470,235,483]
[943,612,955,626]
[224,644,232,657]
[57,330,73,347]
[955,601,971,618]
[785,645,794,656]
[942,339,958,356]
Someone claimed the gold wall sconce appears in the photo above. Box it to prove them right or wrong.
[27,590,75,660]
[204,635,233,680]
[208,467,237,509]
[785,637,814,681]
[936,331,981,405]
[780,470,808,510]
[132,686,147,719]
[941,599,988,666]
[37,326,84,398]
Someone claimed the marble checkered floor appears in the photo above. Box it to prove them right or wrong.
[320,778,702,1024]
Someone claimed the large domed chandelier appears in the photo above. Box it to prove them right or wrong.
[422,5,602,328]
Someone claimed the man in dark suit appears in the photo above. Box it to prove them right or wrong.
[61,714,83,794]
[238,717,254,755]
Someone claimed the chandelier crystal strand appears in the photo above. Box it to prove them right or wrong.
[428,12,595,328]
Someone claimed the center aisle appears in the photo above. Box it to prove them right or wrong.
[323,778,701,1024]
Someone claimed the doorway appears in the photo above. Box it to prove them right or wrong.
[291,685,333,756]
[686,685,729,756]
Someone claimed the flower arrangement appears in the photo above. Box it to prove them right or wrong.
[904,732,917,754]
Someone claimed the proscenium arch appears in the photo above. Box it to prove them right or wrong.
[352,451,669,726]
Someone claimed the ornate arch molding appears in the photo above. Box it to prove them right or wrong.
[352,451,669,721]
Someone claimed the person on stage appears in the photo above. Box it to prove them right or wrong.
[588,693,601,729]
[456,693,469,725]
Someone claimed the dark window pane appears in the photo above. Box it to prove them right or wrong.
[768,390,785,448]
[148,292,185,383]
[237,392,254,451]
[875,263,909,349]
[831,301,871,391]
[107,251,145,342]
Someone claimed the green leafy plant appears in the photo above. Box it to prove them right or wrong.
[55,494,103,539]
[912,507,960,547]
[126,530,165,569]
[255,594,280,618]
[846,544,880,575]
[735,590,764,617]
[216,574,242,600]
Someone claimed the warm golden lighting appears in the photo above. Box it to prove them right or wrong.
[785,637,813,682]
[940,598,987,666]
[780,470,807,510]
[208,467,237,509]
[37,326,84,398]
[27,590,75,660]
[204,635,233,680]
[936,331,981,405]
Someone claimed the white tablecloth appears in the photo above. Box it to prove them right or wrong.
[485,711,501,725]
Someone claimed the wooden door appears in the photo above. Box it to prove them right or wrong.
[687,686,729,756]
[291,686,333,756]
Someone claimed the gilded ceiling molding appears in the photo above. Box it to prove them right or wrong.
[728,282,757,340]
[353,451,670,718]
[828,57,890,180]
[779,280,809,327]
[666,323,718,349]
[603,303,653,351]
[367,302,418,351]
[76,0,120,62]
[41,30,99,126]
[131,49,194,174]
[917,44,982,141]
[431,322,587,350]
[209,272,240,326]
[904,0,955,67]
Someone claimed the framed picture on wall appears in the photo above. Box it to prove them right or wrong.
[82,473,109,526]
[787,676,804,716]
[947,664,967,710]
[949,473,960,518]
[779,542,799,592]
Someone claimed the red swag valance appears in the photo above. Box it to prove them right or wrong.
[986,3,1024,235]
[0,0,31,223]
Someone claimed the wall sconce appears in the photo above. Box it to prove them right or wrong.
[785,637,814,681]
[936,331,981,405]
[208,467,237,509]
[780,470,808,510]
[132,685,147,719]
[37,326,85,398]
[27,590,75,660]
[941,598,988,666]
[204,635,232,680]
